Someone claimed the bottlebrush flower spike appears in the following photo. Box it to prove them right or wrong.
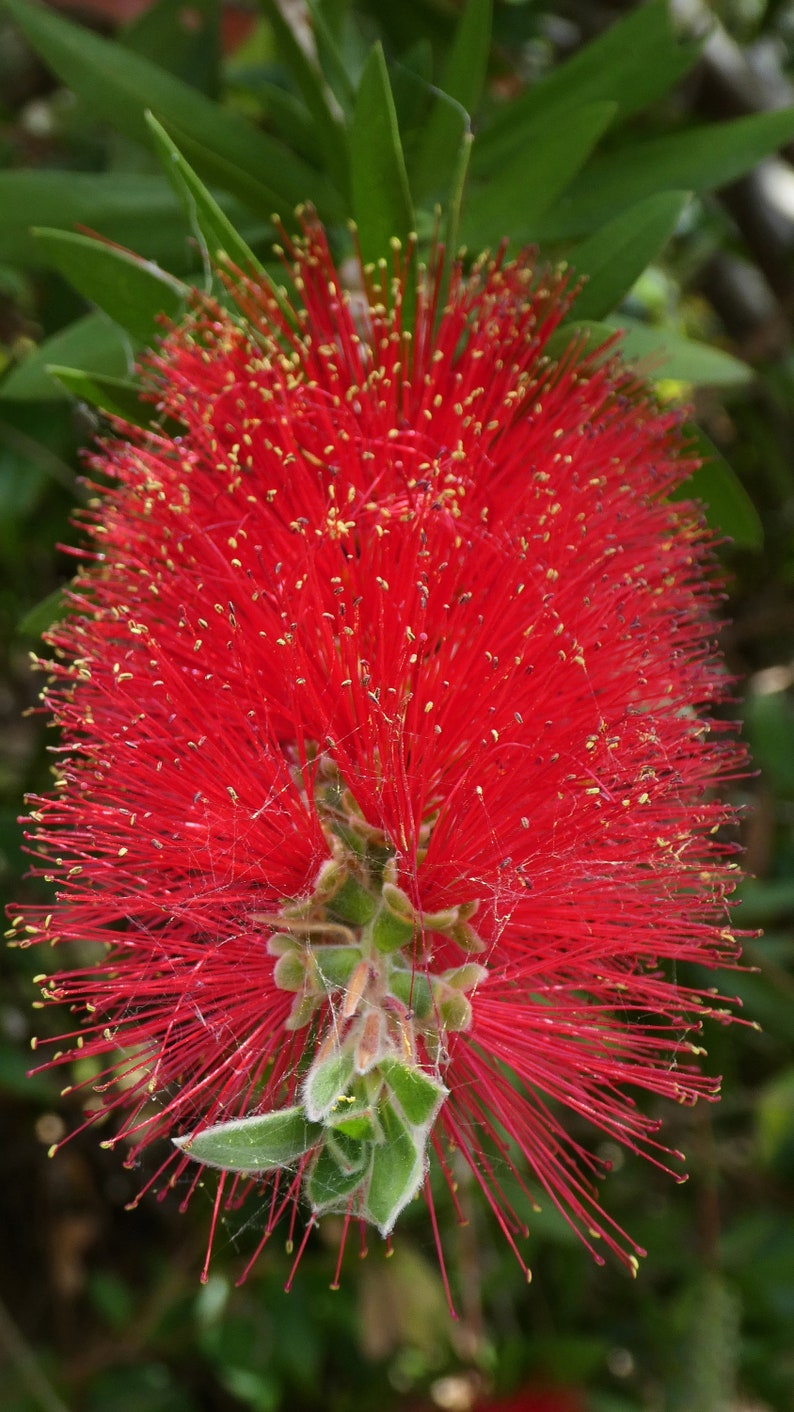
[14,220,744,1291]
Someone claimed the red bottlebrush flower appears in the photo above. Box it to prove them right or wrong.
[14,221,743,1290]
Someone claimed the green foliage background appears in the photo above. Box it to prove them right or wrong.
[1,2,794,1409]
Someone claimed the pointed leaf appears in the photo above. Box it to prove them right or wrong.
[18,586,67,638]
[350,43,415,267]
[145,114,265,275]
[0,313,135,402]
[378,1057,447,1127]
[260,0,349,194]
[311,2,359,114]
[121,0,220,96]
[548,320,753,388]
[606,318,753,387]
[414,0,491,200]
[461,102,616,249]
[475,0,702,173]
[365,1101,424,1235]
[31,229,189,345]
[0,172,177,268]
[303,1047,356,1122]
[173,1106,322,1172]
[4,0,343,221]
[674,428,763,549]
[46,366,156,427]
[533,107,794,242]
[568,191,690,322]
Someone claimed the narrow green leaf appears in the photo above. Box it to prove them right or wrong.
[462,101,617,249]
[0,312,135,402]
[548,320,753,388]
[253,83,317,162]
[414,0,491,200]
[365,1101,424,1235]
[378,1057,447,1127]
[145,113,264,276]
[303,1048,356,1122]
[675,429,763,549]
[18,586,67,638]
[475,0,701,174]
[350,43,415,267]
[311,2,359,114]
[31,228,188,345]
[121,0,220,97]
[607,318,753,387]
[0,172,177,268]
[0,170,269,273]
[533,107,794,242]
[173,1106,322,1172]
[46,366,155,427]
[568,191,690,323]
[4,0,343,221]
[260,0,350,195]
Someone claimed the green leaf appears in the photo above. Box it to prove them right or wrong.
[608,318,753,387]
[145,113,265,276]
[532,107,794,242]
[121,0,220,97]
[675,428,763,549]
[174,1106,322,1172]
[46,366,157,427]
[17,586,67,638]
[306,1136,372,1212]
[567,191,690,323]
[303,1047,356,1122]
[4,0,343,221]
[0,172,180,269]
[550,320,753,388]
[260,0,349,195]
[461,102,617,249]
[365,1101,424,1235]
[475,0,702,174]
[757,1066,794,1172]
[377,1057,447,1127]
[743,691,794,798]
[31,228,189,345]
[0,170,269,274]
[0,312,135,402]
[350,43,415,267]
[414,0,491,200]
[311,2,360,115]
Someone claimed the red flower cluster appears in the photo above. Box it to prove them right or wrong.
[15,222,742,1291]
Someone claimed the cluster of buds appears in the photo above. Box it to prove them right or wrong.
[176,763,487,1235]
